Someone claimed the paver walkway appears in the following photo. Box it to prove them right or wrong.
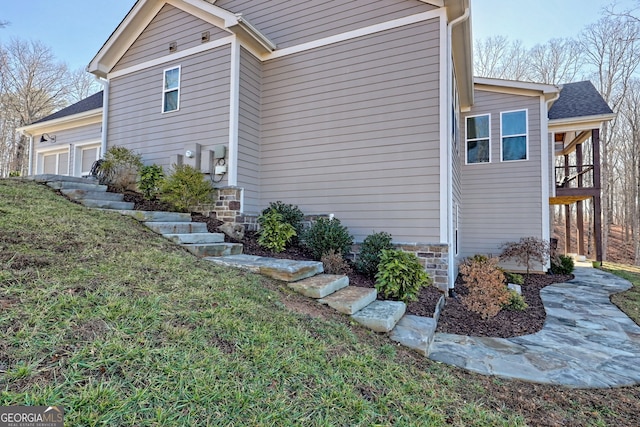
[429,266,640,388]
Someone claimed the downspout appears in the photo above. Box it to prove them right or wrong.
[95,77,109,158]
[21,131,34,176]
[446,7,470,291]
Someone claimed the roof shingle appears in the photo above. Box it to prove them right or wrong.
[33,90,104,124]
[548,81,613,120]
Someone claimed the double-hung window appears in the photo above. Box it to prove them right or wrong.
[162,66,181,113]
[465,114,490,164]
[501,109,527,161]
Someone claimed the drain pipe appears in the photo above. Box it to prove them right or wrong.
[446,6,470,293]
[22,131,34,176]
[95,76,109,158]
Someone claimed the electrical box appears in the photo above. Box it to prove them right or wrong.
[214,165,227,175]
[214,145,226,159]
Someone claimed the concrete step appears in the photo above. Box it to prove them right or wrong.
[110,210,193,222]
[34,174,98,184]
[319,286,377,315]
[47,181,107,192]
[288,274,349,298]
[61,188,124,202]
[182,243,243,257]
[81,199,135,210]
[164,233,225,244]
[206,254,323,282]
[352,300,406,333]
[145,221,208,234]
[390,315,437,356]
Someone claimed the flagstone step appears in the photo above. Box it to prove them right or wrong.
[109,210,193,222]
[319,286,377,315]
[61,188,125,201]
[352,300,406,333]
[33,174,98,184]
[80,199,135,210]
[288,274,349,298]
[47,181,107,192]
[164,233,225,244]
[182,243,243,257]
[389,315,437,356]
[145,221,208,234]
[206,254,323,282]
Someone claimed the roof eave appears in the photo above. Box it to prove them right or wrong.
[16,108,103,135]
[548,113,617,133]
[448,0,473,109]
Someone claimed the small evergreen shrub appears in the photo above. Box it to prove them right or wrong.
[303,217,353,260]
[257,211,296,253]
[96,146,143,191]
[550,254,575,275]
[375,249,432,303]
[321,249,352,275]
[503,290,528,311]
[500,236,550,275]
[355,231,394,278]
[504,272,524,285]
[459,256,510,319]
[138,164,164,200]
[261,201,305,238]
[159,164,214,212]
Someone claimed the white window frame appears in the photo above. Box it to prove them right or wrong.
[465,113,491,165]
[37,146,70,175]
[162,65,181,113]
[74,141,101,177]
[500,109,528,162]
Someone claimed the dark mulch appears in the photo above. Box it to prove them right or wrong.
[121,191,174,211]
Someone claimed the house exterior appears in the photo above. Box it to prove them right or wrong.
[17,0,613,290]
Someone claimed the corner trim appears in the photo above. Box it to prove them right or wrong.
[228,38,240,186]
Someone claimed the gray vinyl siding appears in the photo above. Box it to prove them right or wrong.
[460,90,544,258]
[108,46,231,173]
[237,47,262,214]
[34,122,102,177]
[260,19,441,243]
[215,0,436,49]
[112,4,231,72]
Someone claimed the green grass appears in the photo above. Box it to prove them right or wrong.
[606,262,640,325]
[0,179,524,426]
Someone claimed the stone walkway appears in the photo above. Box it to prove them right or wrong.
[429,266,640,388]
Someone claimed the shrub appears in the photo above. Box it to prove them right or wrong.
[321,249,352,275]
[459,256,510,320]
[303,217,353,260]
[96,146,143,191]
[355,231,394,278]
[257,211,297,253]
[503,290,528,311]
[500,236,550,275]
[138,164,164,200]
[159,164,214,212]
[550,254,575,275]
[504,272,524,285]
[261,201,305,244]
[375,249,432,303]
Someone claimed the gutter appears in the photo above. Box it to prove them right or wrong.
[96,77,110,158]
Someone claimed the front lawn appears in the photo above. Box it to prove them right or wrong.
[606,262,640,325]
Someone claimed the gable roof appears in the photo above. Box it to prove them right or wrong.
[548,81,614,120]
[32,91,104,124]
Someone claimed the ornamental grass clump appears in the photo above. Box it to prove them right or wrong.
[375,249,431,303]
[459,255,510,319]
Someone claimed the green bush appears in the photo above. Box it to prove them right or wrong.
[355,231,394,278]
[261,201,305,244]
[159,164,214,212]
[375,249,431,303]
[550,254,575,275]
[96,146,143,191]
[303,217,353,260]
[503,290,528,311]
[138,164,164,200]
[504,272,524,285]
[257,211,297,253]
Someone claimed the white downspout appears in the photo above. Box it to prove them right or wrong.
[22,131,34,176]
[96,77,109,158]
[446,7,470,290]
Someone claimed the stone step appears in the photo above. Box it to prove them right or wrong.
[288,274,349,298]
[319,286,377,315]
[164,233,225,244]
[47,181,107,192]
[61,188,124,202]
[80,199,135,210]
[352,300,406,333]
[110,210,193,223]
[145,221,208,234]
[206,254,323,282]
[34,174,98,184]
[389,315,437,355]
[182,243,243,257]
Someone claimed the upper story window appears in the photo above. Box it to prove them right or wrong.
[465,114,490,164]
[162,66,181,113]
[501,109,528,161]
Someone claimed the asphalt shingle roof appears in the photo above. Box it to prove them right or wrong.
[33,90,104,124]
[548,81,613,120]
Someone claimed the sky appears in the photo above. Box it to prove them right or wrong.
[0,0,637,71]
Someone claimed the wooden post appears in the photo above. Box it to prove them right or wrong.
[565,204,572,254]
[576,144,585,255]
[592,128,603,262]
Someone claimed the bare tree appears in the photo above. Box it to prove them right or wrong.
[474,36,528,80]
[66,67,101,104]
[528,38,584,84]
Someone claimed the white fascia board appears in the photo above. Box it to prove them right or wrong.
[420,0,444,6]
[17,109,102,135]
[475,77,559,95]
[548,113,616,133]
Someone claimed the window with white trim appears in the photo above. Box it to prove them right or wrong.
[501,109,528,161]
[465,114,490,164]
[162,66,181,113]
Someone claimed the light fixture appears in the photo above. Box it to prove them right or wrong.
[40,133,56,143]
[185,150,194,158]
